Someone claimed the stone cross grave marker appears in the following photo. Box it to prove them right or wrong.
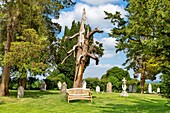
[120,78,128,96]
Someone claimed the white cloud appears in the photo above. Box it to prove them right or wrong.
[51,2,128,79]
[80,0,120,5]
[52,3,127,33]
[94,63,113,69]
[83,60,113,78]
[95,37,117,58]
[101,37,117,49]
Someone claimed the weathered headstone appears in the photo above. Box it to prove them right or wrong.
[57,81,62,90]
[132,84,137,93]
[96,86,100,93]
[17,86,24,98]
[40,82,47,91]
[107,82,112,93]
[157,87,160,94]
[120,78,128,96]
[129,85,132,93]
[82,80,87,89]
[61,82,67,94]
[148,83,152,93]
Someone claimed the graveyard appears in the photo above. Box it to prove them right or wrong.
[0,90,169,113]
[0,0,170,113]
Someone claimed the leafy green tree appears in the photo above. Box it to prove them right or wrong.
[101,66,130,92]
[105,0,169,93]
[161,67,170,98]
[0,0,75,96]
[85,77,100,91]
[45,68,71,89]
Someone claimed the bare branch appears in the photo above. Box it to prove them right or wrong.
[86,27,103,38]
[61,52,73,64]
[68,32,79,40]
[67,44,78,57]
[89,43,96,54]
[61,44,79,64]
[87,52,99,65]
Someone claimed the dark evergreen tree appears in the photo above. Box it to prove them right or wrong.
[105,0,169,93]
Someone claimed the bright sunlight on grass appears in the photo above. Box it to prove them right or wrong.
[0,90,169,113]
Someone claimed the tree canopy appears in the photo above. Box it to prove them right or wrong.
[105,0,170,93]
[101,66,130,92]
[0,0,75,96]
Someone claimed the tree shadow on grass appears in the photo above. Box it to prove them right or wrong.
[97,99,170,113]
[10,90,59,99]
[0,100,5,105]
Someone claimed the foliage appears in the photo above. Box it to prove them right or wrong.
[3,29,47,76]
[85,77,100,91]
[0,0,75,77]
[45,68,73,89]
[101,66,130,92]
[105,0,170,93]
[27,77,39,90]
[161,68,170,98]
[43,0,75,65]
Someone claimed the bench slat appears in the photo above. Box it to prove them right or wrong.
[66,88,92,103]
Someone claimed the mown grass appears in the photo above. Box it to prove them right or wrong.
[0,90,169,113]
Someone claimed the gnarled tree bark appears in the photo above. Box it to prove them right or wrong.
[61,9,103,88]
[0,10,14,96]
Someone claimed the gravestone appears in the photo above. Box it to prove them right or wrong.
[96,86,100,93]
[107,82,112,93]
[82,80,87,89]
[17,86,24,98]
[132,84,137,93]
[57,81,62,90]
[40,82,47,91]
[148,83,152,93]
[157,87,160,94]
[61,82,67,94]
[120,78,128,96]
[129,85,132,93]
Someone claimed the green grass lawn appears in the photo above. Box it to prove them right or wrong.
[0,90,169,113]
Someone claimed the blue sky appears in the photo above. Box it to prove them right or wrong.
[52,0,135,79]
[0,0,161,81]
[0,0,133,79]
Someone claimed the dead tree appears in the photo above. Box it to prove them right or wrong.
[61,9,103,88]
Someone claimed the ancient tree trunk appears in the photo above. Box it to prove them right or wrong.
[62,9,103,88]
[0,10,14,96]
[18,77,27,89]
[140,63,146,94]
[140,73,145,94]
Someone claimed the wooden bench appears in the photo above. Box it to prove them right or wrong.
[66,88,92,103]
